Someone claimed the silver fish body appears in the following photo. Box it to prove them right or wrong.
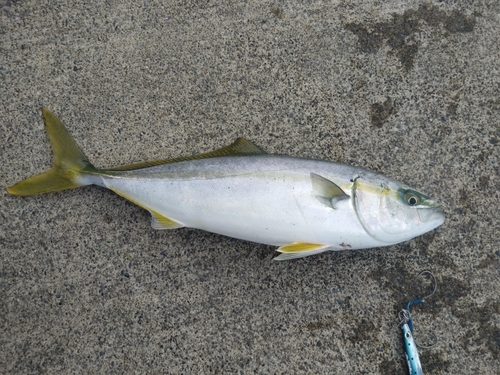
[7,109,445,260]
[85,156,444,253]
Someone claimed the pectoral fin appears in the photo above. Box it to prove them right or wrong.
[274,242,329,261]
[310,172,349,209]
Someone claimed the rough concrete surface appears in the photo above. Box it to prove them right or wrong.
[1,1,499,374]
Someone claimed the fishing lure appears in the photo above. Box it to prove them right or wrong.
[396,271,437,375]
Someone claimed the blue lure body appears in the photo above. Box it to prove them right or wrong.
[402,320,423,375]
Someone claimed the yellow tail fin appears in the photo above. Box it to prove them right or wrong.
[7,108,95,196]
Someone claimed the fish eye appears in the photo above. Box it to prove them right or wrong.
[405,331,411,339]
[405,192,420,206]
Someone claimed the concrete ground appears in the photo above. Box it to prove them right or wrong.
[1,1,498,374]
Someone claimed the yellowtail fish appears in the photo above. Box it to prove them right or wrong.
[7,109,445,260]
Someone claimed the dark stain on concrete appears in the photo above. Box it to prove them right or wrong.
[478,175,490,190]
[369,268,470,318]
[350,318,377,344]
[370,97,394,128]
[431,124,452,144]
[306,315,336,334]
[476,252,499,270]
[420,351,451,373]
[269,6,284,19]
[306,314,378,348]
[368,265,432,308]
[447,92,463,119]
[447,101,459,118]
[412,230,438,256]
[434,275,470,307]
[378,357,405,375]
[345,4,477,71]
[455,300,500,360]
[413,233,458,270]
[306,296,353,334]
[443,10,477,33]
[458,188,469,211]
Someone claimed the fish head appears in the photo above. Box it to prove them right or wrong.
[353,175,445,244]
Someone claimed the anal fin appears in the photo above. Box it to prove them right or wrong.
[274,242,329,261]
[150,211,184,230]
[108,187,185,230]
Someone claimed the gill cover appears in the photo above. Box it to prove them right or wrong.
[352,178,436,244]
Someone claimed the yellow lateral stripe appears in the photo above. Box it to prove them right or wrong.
[109,187,182,228]
[278,242,327,253]
[353,180,399,199]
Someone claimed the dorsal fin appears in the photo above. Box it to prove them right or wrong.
[108,137,266,171]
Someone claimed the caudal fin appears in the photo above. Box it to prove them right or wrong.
[7,108,96,196]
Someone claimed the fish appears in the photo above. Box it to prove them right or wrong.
[7,108,445,260]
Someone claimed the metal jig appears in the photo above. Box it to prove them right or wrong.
[396,271,438,375]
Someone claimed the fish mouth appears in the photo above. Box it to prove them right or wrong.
[417,207,445,225]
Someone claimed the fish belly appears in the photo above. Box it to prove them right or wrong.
[101,169,382,249]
